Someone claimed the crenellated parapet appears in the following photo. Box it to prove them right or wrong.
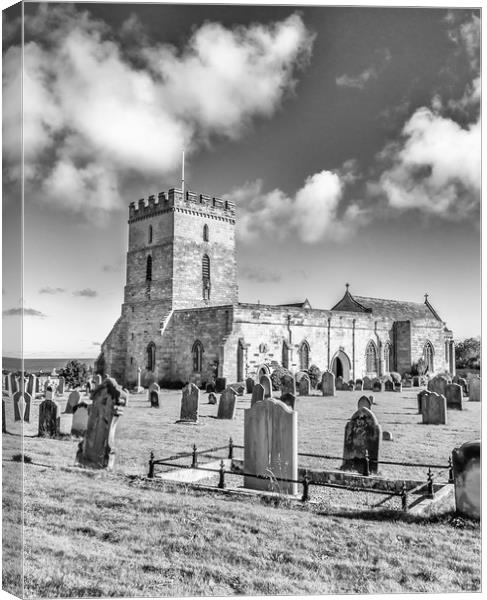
[129,188,236,222]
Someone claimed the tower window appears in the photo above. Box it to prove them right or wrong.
[203,224,209,242]
[146,255,152,282]
[192,340,204,372]
[148,225,153,244]
[202,254,210,300]
[147,342,156,371]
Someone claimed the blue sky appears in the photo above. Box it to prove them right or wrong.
[2,2,481,357]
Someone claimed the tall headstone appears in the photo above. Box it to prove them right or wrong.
[445,383,463,410]
[251,383,265,407]
[27,374,37,396]
[179,383,199,422]
[280,373,296,397]
[215,377,227,393]
[298,374,311,396]
[38,398,59,437]
[65,390,81,414]
[217,387,237,419]
[362,376,373,391]
[321,371,336,397]
[422,392,447,425]
[75,378,127,470]
[357,396,372,410]
[452,440,480,520]
[245,377,254,394]
[244,397,298,495]
[259,375,272,399]
[71,402,89,436]
[417,389,429,414]
[469,378,481,402]
[148,383,161,408]
[342,407,381,475]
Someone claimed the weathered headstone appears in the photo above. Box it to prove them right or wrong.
[75,378,127,469]
[179,383,199,422]
[148,383,161,408]
[58,413,73,436]
[71,402,89,436]
[362,376,373,391]
[394,382,402,392]
[251,383,265,407]
[321,371,336,397]
[245,377,254,394]
[38,398,59,437]
[469,378,481,402]
[208,392,217,405]
[428,375,448,397]
[280,373,296,397]
[354,379,363,391]
[217,387,237,419]
[298,374,311,396]
[357,395,372,410]
[452,440,480,520]
[417,389,429,414]
[280,392,296,410]
[65,390,81,414]
[456,377,468,396]
[342,407,381,475]
[244,397,298,495]
[384,380,394,392]
[372,379,383,392]
[382,431,393,441]
[215,377,227,393]
[259,375,272,399]
[445,383,463,410]
[422,392,447,425]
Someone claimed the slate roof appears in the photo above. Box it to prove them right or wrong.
[331,290,442,321]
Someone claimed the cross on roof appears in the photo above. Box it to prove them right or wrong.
[345,283,350,291]
[424,293,429,302]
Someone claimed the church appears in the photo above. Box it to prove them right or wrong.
[100,187,455,387]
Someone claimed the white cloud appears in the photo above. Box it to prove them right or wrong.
[4,5,313,219]
[226,169,365,244]
[336,48,391,90]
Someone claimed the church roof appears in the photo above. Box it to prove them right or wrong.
[276,298,312,309]
[331,289,442,321]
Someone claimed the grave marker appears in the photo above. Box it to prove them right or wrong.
[321,371,336,397]
[417,389,429,414]
[357,395,372,410]
[179,383,199,422]
[362,376,373,391]
[58,413,73,436]
[384,380,394,392]
[452,440,480,520]
[65,391,81,414]
[469,378,480,402]
[259,375,272,399]
[422,392,447,425]
[251,383,265,407]
[372,379,383,392]
[446,383,463,410]
[280,373,296,397]
[342,407,381,475]
[354,379,363,391]
[38,398,59,437]
[208,392,217,405]
[72,402,89,436]
[217,388,237,419]
[298,374,311,396]
[148,383,161,408]
[245,378,254,394]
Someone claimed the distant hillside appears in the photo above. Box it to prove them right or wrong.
[2,357,96,373]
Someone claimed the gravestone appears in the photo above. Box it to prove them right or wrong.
[357,396,372,410]
[71,402,89,436]
[246,377,254,394]
[179,383,199,422]
[342,407,381,475]
[452,440,480,520]
[57,376,65,395]
[215,377,227,393]
[298,374,311,396]
[208,392,217,405]
[469,378,480,402]
[2,399,6,433]
[251,383,265,407]
[244,397,298,495]
[58,413,73,436]
[412,376,420,387]
[45,386,54,401]
[382,431,393,441]
[384,380,394,392]
[321,371,336,397]
[422,392,447,425]
[280,373,296,397]
[456,377,468,396]
[394,382,402,392]
[75,378,127,470]
[428,375,448,397]
[280,392,296,410]
[13,391,31,422]
[27,374,37,396]
[148,383,161,408]
[65,390,81,414]
[259,375,272,399]
[38,398,59,437]
[417,390,429,414]
[362,376,373,391]
[294,371,307,383]
[372,379,383,393]
[217,388,237,420]
[402,378,412,388]
[445,383,463,410]
[234,384,245,397]
[354,379,363,391]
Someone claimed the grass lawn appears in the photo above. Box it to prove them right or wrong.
[2,386,481,596]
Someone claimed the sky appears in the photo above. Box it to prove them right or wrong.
[1,1,481,358]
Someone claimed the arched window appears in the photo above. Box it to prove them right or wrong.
[202,254,210,299]
[384,342,393,372]
[366,341,378,373]
[147,342,156,371]
[148,225,153,244]
[423,341,434,372]
[192,340,203,372]
[203,224,209,242]
[282,340,290,369]
[146,255,152,282]
[299,341,310,371]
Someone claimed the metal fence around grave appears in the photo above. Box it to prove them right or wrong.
[147,438,454,512]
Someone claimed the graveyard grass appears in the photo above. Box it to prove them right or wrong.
[3,387,481,596]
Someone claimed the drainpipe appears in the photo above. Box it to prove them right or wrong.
[327,317,331,370]
[352,319,356,380]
